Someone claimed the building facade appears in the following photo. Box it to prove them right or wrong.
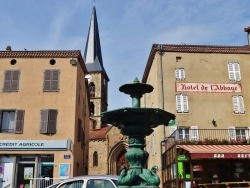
[0,49,90,187]
[142,28,250,187]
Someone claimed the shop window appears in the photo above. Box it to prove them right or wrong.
[228,62,241,82]
[40,109,57,134]
[93,151,98,166]
[0,110,24,133]
[43,69,60,92]
[89,82,95,98]
[175,68,185,80]
[176,94,189,113]
[3,70,20,92]
[232,95,245,114]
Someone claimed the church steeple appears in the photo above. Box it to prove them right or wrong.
[84,6,106,73]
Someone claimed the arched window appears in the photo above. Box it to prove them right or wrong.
[93,151,98,166]
[90,102,95,116]
[89,82,95,98]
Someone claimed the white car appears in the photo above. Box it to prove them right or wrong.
[46,175,118,188]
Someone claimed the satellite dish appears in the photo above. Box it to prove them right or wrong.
[168,119,179,126]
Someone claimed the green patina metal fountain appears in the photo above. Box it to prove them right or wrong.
[101,78,175,188]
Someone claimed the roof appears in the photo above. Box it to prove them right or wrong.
[84,7,109,80]
[142,44,250,83]
[0,50,88,73]
[89,125,112,140]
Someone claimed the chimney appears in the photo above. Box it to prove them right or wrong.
[6,46,12,51]
[244,26,250,45]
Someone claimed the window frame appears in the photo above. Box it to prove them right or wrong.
[228,62,241,82]
[43,69,60,92]
[232,95,245,114]
[176,94,189,113]
[3,70,20,92]
[0,109,24,133]
[175,68,185,80]
[40,109,57,134]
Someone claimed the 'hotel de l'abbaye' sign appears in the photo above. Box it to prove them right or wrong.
[176,83,242,93]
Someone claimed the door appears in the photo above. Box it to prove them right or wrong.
[0,163,13,188]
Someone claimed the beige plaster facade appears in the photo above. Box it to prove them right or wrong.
[0,50,90,187]
[142,44,250,187]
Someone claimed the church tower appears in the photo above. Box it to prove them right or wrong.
[84,6,109,128]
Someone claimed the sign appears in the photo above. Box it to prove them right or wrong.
[59,164,70,179]
[191,153,250,159]
[193,165,203,171]
[176,83,242,93]
[0,140,70,150]
[64,155,71,159]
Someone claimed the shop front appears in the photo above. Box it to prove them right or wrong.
[0,140,70,188]
[162,144,250,188]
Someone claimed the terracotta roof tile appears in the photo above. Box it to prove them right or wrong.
[89,125,112,140]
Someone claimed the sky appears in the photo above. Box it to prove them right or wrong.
[1,0,250,110]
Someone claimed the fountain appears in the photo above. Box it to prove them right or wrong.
[101,78,175,188]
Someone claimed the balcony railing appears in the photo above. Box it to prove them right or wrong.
[164,128,249,146]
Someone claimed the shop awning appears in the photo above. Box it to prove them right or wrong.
[178,145,250,159]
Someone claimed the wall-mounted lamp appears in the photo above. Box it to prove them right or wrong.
[70,58,77,65]
[212,119,217,127]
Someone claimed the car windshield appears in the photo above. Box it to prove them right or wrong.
[111,179,118,186]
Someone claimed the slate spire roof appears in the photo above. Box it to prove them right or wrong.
[84,6,107,76]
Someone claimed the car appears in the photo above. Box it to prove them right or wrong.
[46,175,119,188]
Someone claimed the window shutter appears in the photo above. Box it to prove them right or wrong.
[176,95,182,112]
[228,126,236,140]
[182,95,189,112]
[234,63,241,81]
[180,69,185,80]
[232,96,239,113]
[228,62,235,81]
[190,126,199,140]
[3,70,12,92]
[43,70,52,91]
[238,96,245,113]
[15,110,24,134]
[48,110,57,134]
[175,69,180,80]
[51,70,59,91]
[40,110,49,133]
[228,62,241,81]
[11,70,20,92]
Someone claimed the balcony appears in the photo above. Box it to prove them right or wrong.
[164,128,249,148]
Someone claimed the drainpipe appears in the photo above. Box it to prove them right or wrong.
[159,44,165,138]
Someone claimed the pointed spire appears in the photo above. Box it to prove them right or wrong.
[84,6,104,72]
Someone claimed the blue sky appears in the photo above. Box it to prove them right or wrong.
[1,0,250,110]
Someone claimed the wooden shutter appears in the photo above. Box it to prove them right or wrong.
[48,110,57,134]
[15,110,24,134]
[228,62,241,81]
[182,94,189,112]
[232,95,245,114]
[228,126,236,140]
[232,96,239,113]
[176,94,182,112]
[175,69,180,80]
[3,70,12,92]
[234,63,241,81]
[11,70,20,91]
[40,110,49,133]
[43,70,52,91]
[190,126,199,140]
[238,96,245,113]
[51,70,59,91]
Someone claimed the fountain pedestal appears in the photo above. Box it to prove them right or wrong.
[101,78,175,188]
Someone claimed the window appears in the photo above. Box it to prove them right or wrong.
[58,180,84,188]
[3,70,20,92]
[232,95,245,114]
[178,127,190,140]
[175,68,185,80]
[0,110,24,133]
[228,127,248,140]
[40,109,57,134]
[89,82,95,98]
[93,151,98,166]
[169,126,198,140]
[228,62,241,82]
[176,94,189,113]
[90,102,95,116]
[43,70,60,92]
[87,179,116,188]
